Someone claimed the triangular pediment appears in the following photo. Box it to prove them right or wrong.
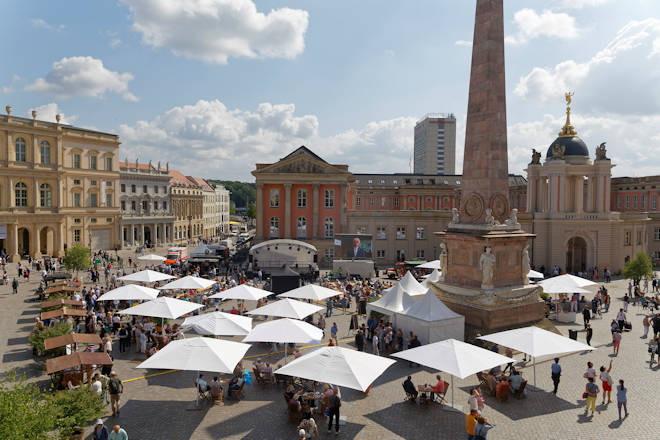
[256,146,349,175]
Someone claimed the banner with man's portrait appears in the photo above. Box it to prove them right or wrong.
[334,233,372,260]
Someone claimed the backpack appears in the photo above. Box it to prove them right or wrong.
[109,378,121,394]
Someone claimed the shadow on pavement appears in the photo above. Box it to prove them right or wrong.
[7,336,29,345]
[365,401,463,440]
[2,349,33,362]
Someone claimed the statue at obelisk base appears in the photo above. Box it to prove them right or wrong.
[439,243,447,281]
[428,0,544,333]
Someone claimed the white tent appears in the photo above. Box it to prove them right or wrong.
[417,260,442,269]
[538,274,596,293]
[478,326,594,387]
[242,318,323,344]
[392,339,514,408]
[118,269,175,283]
[366,283,415,320]
[119,297,204,319]
[274,347,395,392]
[159,276,216,291]
[398,271,428,296]
[181,312,253,336]
[247,298,322,320]
[528,269,544,279]
[421,269,442,287]
[208,285,271,301]
[96,284,160,301]
[277,284,342,301]
[394,289,465,344]
[137,254,166,263]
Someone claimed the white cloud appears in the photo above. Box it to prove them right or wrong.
[455,40,472,47]
[26,103,78,125]
[515,18,660,103]
[559,0,612,9]
[118,99,417,179]
[1,74,21,93]
[110,38,122,49]
[31,18,65,31]
[507,113,660,178]
[120,0,309,64]
[506,9,579,45]
[25,56,138,101]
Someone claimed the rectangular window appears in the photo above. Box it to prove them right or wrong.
[121,184,126,192]
[163,202,167,211]
[121,200,126,210]
[632,195,638,210]
[73,193,81,207]
[324,248,334,263]
[73,154,81,169]
[381,197,387,208]
[73,179,81,185]
[624,231,631,246]
[416,227,425,240]
[297,189,307,208]
[154,201,159,210]
[369,198,374,207]
[376,250,385,259]
[655,228,660,241]
[376,226,386,240]
[637,231,642,245]
[154,185,159,194]
[617,196,622,209]
[106,194,112,207]
[356,226,367,234]
[73,229,81,242]
[416,249,425,259]
[90,193,98,207]
[143,185,148,193]
[269,189,280,207]
[91,218,97,223]
[652,194,657,210]
[131,185,136,193]
[356,197,361,207]
[394,198,399,208]
[642,195,647,210]
[625,195,630,209]
[74,218,81,224]
[131,201,136,211]
[90,180,97,186]
[90,156,97,170]
[142,201,148,211]
[105,157,112,171]
[396,226,406,240]
[324,189,335,208]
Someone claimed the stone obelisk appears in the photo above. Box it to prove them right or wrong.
[432,0,544,332]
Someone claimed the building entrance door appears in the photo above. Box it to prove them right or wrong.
[566,237,587,274]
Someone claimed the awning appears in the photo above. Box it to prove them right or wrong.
[44,333,102,351]
[46,352,113,374]
[41,299,84,309]
[404,261,427,266]
[41,307,88,320]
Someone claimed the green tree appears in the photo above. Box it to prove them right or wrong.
[29,322,73,357]
[63,244,91,277]
[0,373,56,440]
[230,204,236,216]
[50,386,105,437]
[246,202,256,219]
[622,251,653,284]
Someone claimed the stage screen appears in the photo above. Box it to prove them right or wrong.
[335,233,372,260]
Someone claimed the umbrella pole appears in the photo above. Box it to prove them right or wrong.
[533,356,537,388]
[451,376,454,408]
[285,342,287,365]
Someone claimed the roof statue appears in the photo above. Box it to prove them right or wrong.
[530,149,541,165]
[595,142,608,160]
[558,91,577,138]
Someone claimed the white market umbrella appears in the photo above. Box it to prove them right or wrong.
[243,318,323,363]
[138,254,166,263]
[528,269,544,279]
[119,297,204,319]
[96,284,160,301]
[247,298,322,320]
[181,312,253,336]
[392,339,514,409]
[538,274,596,293]
[277,284,342,301]
[118,270,175,283]
[417,260,442,270]
[398,271,428,296]
[159,276,216,291]
[275,346,395,392]
[478,326,594,388]
[136,336,251,407]
[208,285,271,301]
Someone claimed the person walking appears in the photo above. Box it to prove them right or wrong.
[616,379,628,420]
[473,415,494,439]
[465,409,479,440]
[585,324,593,346]
[327,387,341,435]
[372,332,379,356]
[108,425,128,440]
[354,330,365,352]
[612,329,622,356]
[582,307,591,330]
[108,371,123,416]
[11,278,18,294]
[616,309,626,331]
[93,419,109,440]
[599,360,613,404]
[551,357,561,394]
[330,322,338,345]
[640,314,650,338]
[325,298,333,318]
[584,377,599,416]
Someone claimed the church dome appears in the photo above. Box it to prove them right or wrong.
[545,135,589,159]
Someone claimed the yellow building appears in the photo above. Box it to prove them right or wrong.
[0,106,121,261]
[169,170,204,244]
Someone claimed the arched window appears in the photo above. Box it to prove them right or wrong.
[40,184,52,207]
[297,189,307,208]
[15,137,26,162]
[296,217,307,238]
[15,182,28,207]
[324,217,334,238]
[40,141,51,164]
[269,217,280,238]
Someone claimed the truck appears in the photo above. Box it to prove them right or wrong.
[165,247,188,265]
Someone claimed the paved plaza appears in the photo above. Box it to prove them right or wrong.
[1,251,658,440]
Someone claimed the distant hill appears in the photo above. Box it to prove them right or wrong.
[209,180,255,208]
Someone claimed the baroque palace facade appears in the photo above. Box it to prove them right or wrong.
[0,106,121,260]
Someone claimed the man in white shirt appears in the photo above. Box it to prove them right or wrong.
[372,333,379,356]
[616,309,626,330]
[91,374,103,395]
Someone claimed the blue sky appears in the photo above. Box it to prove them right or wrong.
[2,0,660,180]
